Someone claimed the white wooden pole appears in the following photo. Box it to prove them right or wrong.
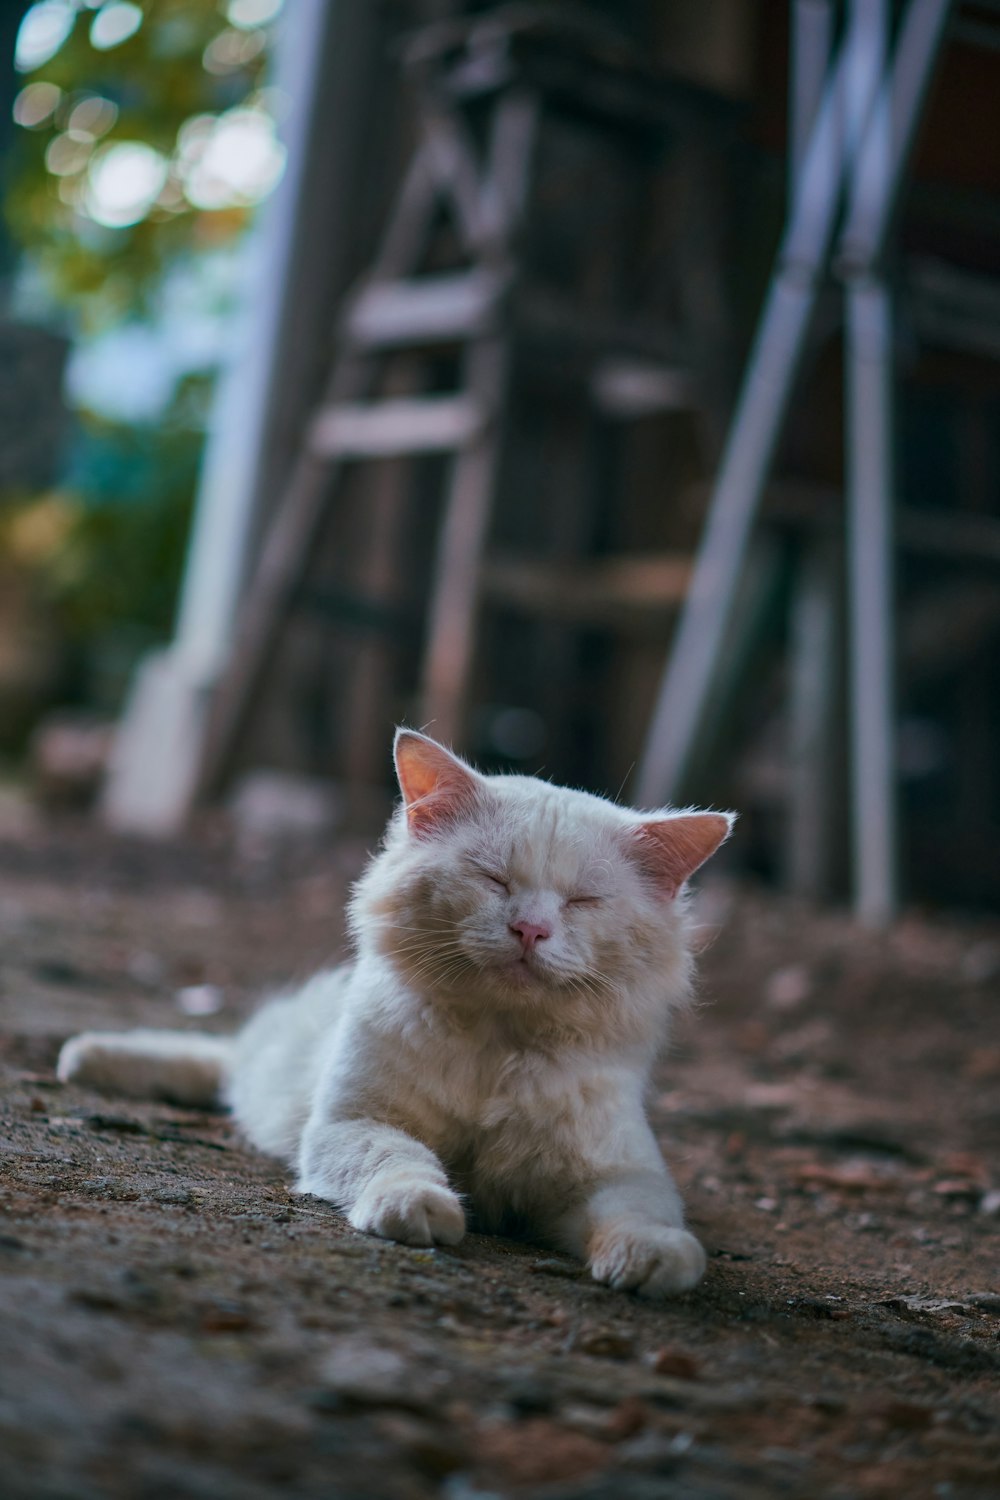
[103,1,370,832]
[840,0,953,922]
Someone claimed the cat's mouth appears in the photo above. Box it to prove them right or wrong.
[504,956,536,982]
[494,951,555,990]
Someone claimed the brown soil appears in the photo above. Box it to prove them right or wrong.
[1,815,998,1500]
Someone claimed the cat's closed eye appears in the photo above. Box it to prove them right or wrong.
[470,864,510,893]
[566,894,604,907]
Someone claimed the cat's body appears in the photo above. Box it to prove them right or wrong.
[59,732,734,1297]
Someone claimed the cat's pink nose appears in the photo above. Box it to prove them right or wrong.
[509,920,551,951]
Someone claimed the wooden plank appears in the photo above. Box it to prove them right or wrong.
[309,396,483,458]
[420,102,493,252]
[591,359,694,417]
[344,269,505,349]
[481,552,692,628]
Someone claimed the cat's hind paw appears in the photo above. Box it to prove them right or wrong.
[348,1175,465,1248]
[589,1225,706,1298]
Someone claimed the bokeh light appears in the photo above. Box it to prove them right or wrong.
[177,107,286,211]
[13,81,63,129]
[89,3,144,52]
[226,0,284,29]
[66,95,119,143]
[44,131,93,177]
[203,27,267,75]
[85,141,169,229]
[14,1,76,72]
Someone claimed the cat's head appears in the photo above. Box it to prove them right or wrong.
[350,731,734,1043]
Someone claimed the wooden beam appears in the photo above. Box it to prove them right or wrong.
[309,396,483,458]
[481,553,692,629]
[344,269,505,350]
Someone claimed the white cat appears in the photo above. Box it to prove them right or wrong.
[58,730,734,1298]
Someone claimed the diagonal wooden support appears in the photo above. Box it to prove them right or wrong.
[637,0,953,925]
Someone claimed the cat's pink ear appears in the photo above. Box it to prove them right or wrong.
[394,730,482,837]
[631,811,735,898]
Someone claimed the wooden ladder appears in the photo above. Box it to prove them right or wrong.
[196,9,736,797]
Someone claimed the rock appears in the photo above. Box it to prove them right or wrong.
[150,1187,194,1206]
[528,1256,583,1279]
[30,712,115,808]
[649,1347,700,1380]
[764,965,812,1010]
[176,984,224,1017]
[228,770,342,851]
[604,1396,649,1441]
[199,1298,255,1333]
[932,1179,982,1200]
[569,1327,636,1360]
[792,1162,896,1192]
[316,1340,437,1411]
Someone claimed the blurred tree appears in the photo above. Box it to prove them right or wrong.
[0,1,285,735]
[5,0,283,329]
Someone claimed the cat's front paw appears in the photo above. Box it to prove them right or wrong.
[348,1174,465,1248]
[589,1224,706,1298]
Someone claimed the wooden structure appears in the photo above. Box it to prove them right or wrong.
[195,8,739,799]
[638,0,1000,922]
[105,1,1000,912]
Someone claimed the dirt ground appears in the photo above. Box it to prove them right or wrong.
[1,809,999,1500]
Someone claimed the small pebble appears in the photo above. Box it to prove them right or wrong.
[199,1298,254,1333]
[764,965,812,1010]
[317,1340,437,1410]
[569,1327,636,1360]
[176,984,224,1016]
[649,1347,700,1380]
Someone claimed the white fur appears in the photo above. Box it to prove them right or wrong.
[57,734,733,1298]
[57,1029,232,1107]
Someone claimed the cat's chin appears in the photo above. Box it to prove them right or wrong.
[498,958,536,987]
[489,955,563,997]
